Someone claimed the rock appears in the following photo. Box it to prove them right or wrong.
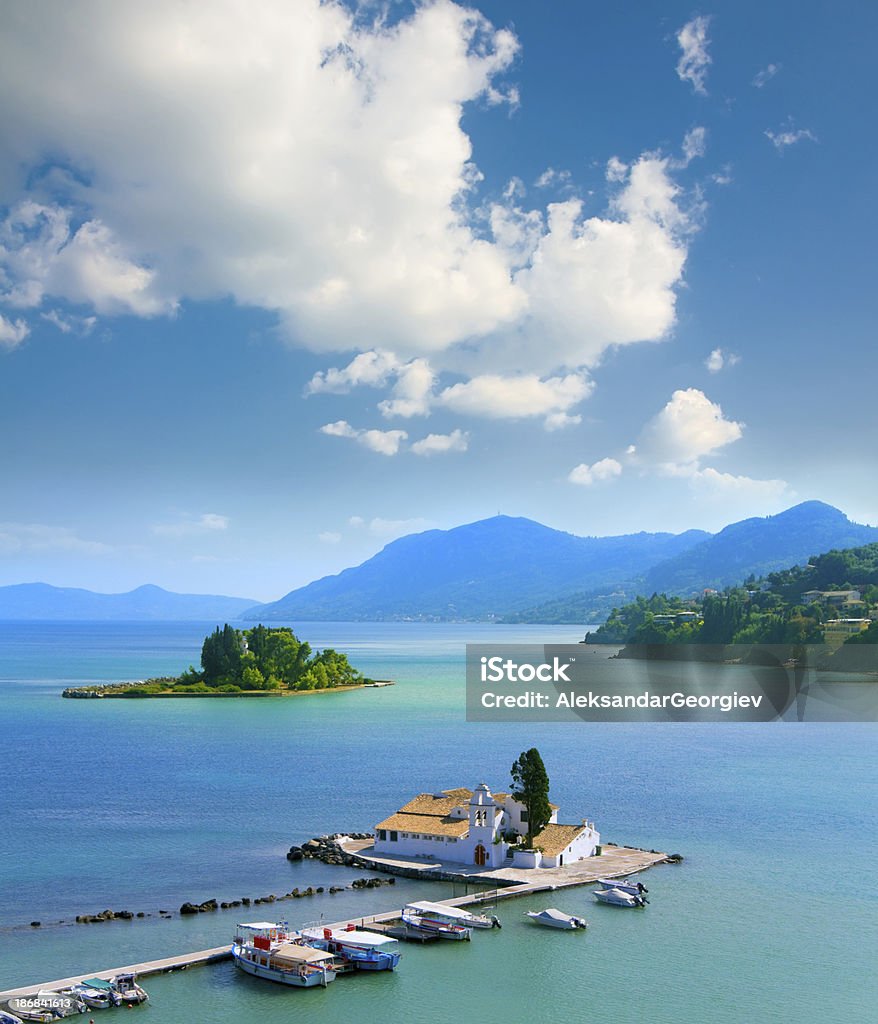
[30,921,40,927]
[286,846,304,861]
[242,898,251,906]
[304,839,321,850]
[179,902,200,915]
[220,902,229,909]
[116,911,133,920]
[136,913,146,918]
[316,887,324,894]
[199,899,219,912]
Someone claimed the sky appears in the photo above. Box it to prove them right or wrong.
[0,0,876,600]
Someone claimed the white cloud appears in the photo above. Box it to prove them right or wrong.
[152,512,230,537]
[606,156,628,183]
[535,167,572,189]
[0,522,112,555]
[638,388,743,468]
[0,312,29,348]
[765,124,818,151]
[544,412,582,432]
[0,2,698,384]
[378,358,435,418]
[410,429,469,456]
[320,420,407,455]
[705,347,740,373]
[568,457,622,486]
[439,372,591,427]
[682,126,707,164]
[676,16,712,95]
[688,467,790,500]
[307,349,398,394]
[359,428,408,456]
[318,531,342,544]
[0,202,175,316]
[40,308,97,335]
[752,63,781,88]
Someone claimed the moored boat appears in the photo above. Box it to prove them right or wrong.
[70,979,121,1009]
[401,907,471,941]
[110,973,148,1004]
[301,925,402,971]
[525,908,588,930]
[0,1010,24,1024]
[232,922,342,988]
[403,900,500,930]
[593,887,648,908]
[595,877,648,897]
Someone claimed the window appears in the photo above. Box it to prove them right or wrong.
[377,829,386,841]
[520,811,529,822]
[390,831,398,842]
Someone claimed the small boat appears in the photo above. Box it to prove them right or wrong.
[593,887,648,908]
[232,922,342,988]
[35,992,86,1018]
[595,877,648,897]
[403,901,499,930]
[70,979,121,1009]
[301,925,402,971]
[401,908,471,941]
[110,973,149,1004]
[3,1004,53,1023]
[525,908,587,930]
[0,1011,24,1024]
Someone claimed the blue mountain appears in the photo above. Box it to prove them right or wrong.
[0,582,257,621]
[244,516,710,621]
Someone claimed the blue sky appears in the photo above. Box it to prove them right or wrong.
[0,0,875,600]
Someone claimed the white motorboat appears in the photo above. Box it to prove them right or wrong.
[404,900,500,930]
[110,973,149,1004]
[232,922,342,988]
[595,877,648,897]
[301,925,402,970]
[0,1011,24,1024]
[525,908,587,930]
[35,992,86,1017]
[593,887,648,908]
[71,979,121,1009]
[401,908,471,941]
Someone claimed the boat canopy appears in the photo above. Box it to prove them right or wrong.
[308,928,398,947]
[80,979,114,990]
[271,944,336,965]
[532,909,572,923]
[238,921,285,931]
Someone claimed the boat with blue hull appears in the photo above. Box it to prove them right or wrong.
[232,922,343,989]
[302,925,402,971]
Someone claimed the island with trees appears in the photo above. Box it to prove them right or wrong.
[62,623,386,697]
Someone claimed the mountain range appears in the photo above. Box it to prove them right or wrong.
[247,501,878,623]
[4,502,876,623]
[0,583,257,621]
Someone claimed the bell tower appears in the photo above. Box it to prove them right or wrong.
[468,783,496,866]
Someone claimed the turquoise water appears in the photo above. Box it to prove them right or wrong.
[1,621,877,1022]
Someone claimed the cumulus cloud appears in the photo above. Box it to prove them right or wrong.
[765,124,818,151]
[705,347,739,373]
[0,0,698,391]
[320,420,407,455]
[378,359,435,418]
[676,16,712,95]
[0,202,175,316]
[688,467,790,500]
[0,312,29,348]
[152,512,230,537]
[568,457,622,486]
[638,388,743,469]
[306,350,398,394]
[410,429,469,456]
[40,308,97,335]
[318,531,341,544]
[438,372,591,427]
[534,167,572,189]
[752,63,781,88]
[606,156,628,182]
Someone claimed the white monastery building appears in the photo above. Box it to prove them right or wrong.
[374,783,600,869]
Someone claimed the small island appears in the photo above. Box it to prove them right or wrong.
[63,623,389,698]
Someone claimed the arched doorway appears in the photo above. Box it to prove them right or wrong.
[474,843,487,866]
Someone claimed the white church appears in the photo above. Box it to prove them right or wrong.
[374,783,599,870]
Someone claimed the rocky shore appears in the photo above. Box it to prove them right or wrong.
[286,832,374,867]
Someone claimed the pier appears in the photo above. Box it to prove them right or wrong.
[0,844,670,1000]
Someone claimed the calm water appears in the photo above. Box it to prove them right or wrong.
[1,621,876,1023]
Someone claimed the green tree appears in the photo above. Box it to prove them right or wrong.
[510,748,552,849]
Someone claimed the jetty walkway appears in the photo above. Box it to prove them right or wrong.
[0,844,668,1000]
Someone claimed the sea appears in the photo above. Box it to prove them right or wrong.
[1,621,876,1024]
